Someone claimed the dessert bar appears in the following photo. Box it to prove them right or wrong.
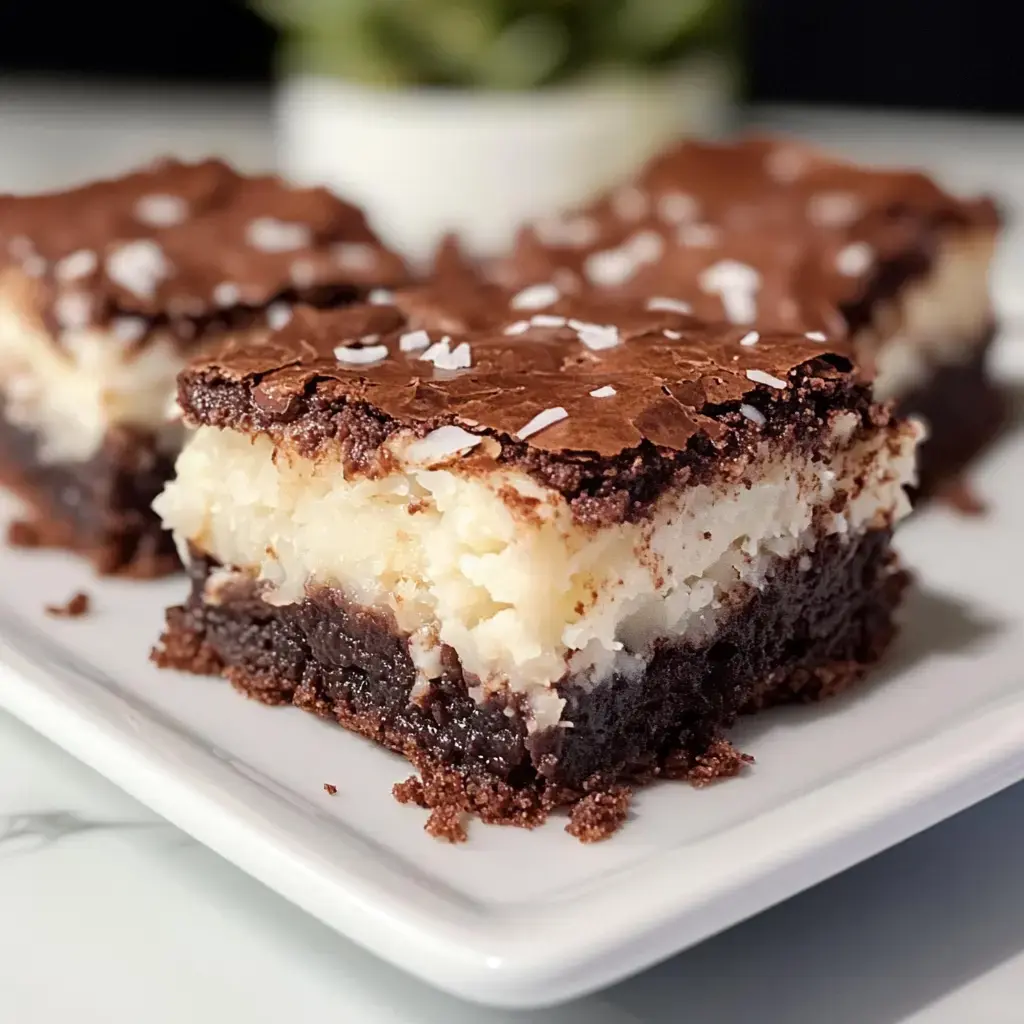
[504,136,1001,492]
[0,159,406,574]
[153,290,919,836]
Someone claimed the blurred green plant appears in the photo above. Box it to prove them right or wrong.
[253,0,738,89]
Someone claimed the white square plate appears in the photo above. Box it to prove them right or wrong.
[1,345,1022,1011]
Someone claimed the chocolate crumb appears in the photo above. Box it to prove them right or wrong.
[323,782,338,795]
[45,591,91,618]
[393,775,428,808]
[392,738,749,844]
[425,804,468,844]
[936,477,987,516]
[662,738,754,786]
[566,786,632,842]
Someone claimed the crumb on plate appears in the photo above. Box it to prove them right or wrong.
[45,591,91,618]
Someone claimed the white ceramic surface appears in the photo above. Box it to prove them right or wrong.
[0,345,1021,1008]
[276,63,731,263]
[12,705,1024,1024]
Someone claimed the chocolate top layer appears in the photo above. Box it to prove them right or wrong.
[500,136,999,334]
[178,289,881,522]
[0,159,408,333]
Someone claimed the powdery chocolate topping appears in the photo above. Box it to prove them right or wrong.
[0,158,408,331]
[177,289,882,521]
[500,135,999,334]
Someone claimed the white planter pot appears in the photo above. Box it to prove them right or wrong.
[276,62,733,265]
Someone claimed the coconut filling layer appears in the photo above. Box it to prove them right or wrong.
[862,228,995,403]
[156,413,920,731]
[0,269,186,463]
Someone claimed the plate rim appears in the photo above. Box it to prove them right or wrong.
[3,614,1024,1010]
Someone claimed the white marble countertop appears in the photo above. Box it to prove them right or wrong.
[2,82,1024,1022]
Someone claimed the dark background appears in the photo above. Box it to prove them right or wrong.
[0,1,1020,114]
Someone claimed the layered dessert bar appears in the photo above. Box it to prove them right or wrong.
[0,159,406,575]
[504,136,1001,493]
[153,291,920,838]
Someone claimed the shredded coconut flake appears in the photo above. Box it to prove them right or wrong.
[134,193,189,228]
[8,236,34,260]
[54,249,97,283]
[516,406,568,440]
[534,216,599,248]
[420,337,472,371]
[589,385,617,398]
[805,330,827,342]
[807,191,861,228]
[746,368,789,389]
[405,425,483,466]
[678,223,720,249]
[647,296,692,315]
[530,314,566,328]
[611,185,648,222]
[106,239,171,300]
[572,321,620,351]
[510,282,560,310]
[585,231,664,287]
[111,317,147,345]
[585,247,636,287]
[738,331,760,347]
[657,191,699,224]
[907,415,930,443]
[739,403,766,426]
[399,329,431,352]
[663,329,682,340]
[504,320,531,336]
[764,147,809,183]
[630,230,664,263]
[699,259,761,325]
[164,394,183,423]
[836,242,874,277]
[333,242,377,272]
[267,303,292,330]
[213,282,241,308]
[369,288,394,305]
[54,292,92,330]
[290,259,317,289]
[444,342,472,371]
[246,217,313,253]
[333,343,389,365]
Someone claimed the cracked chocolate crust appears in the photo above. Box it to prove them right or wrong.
[177,298,889,526]
[0,158,408,344]
[503,135,999,336]
[153,529,905,824]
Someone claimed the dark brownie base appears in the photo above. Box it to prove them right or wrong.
[154,528,905,840]
[0,413,178,577]
[897,330,1005,498]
